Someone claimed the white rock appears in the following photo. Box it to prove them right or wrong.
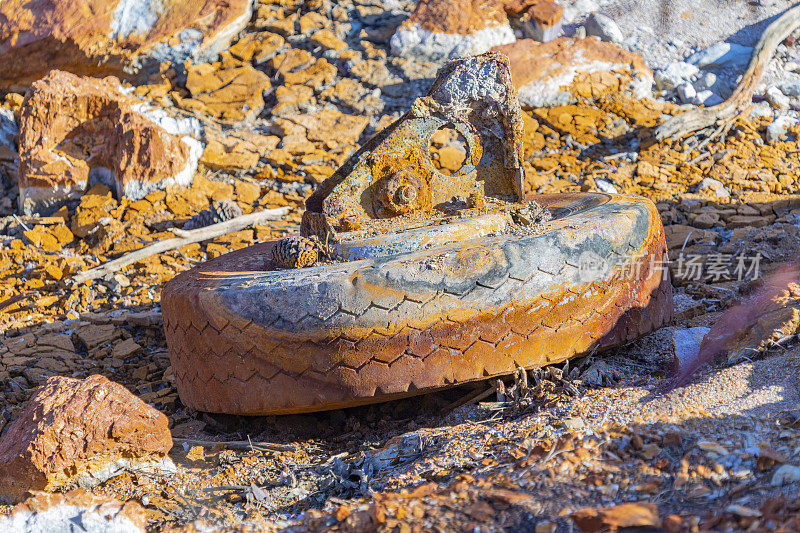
[0,504,143,533]
[654,61,699,91]
[595,179,618,194]
[725,505,761,518]
[390,23,515,61]
[779,80,800,97]
[686,42,752,69]
[695,72,717,91]
[673,328,710,371]
[786,60,800,73]
[573,0,600,13]
[131,103,203,138]
[771,464,800,486]
[585,12,623,43]
[765,86,790,110]
[562,0,599,23]
[766,113,800,143]
[676,82,696,104]
[110,0,159,40]
[749,101,774,119]
[698,177,729,198]
[692,90,723,107]
[0,108,17,152]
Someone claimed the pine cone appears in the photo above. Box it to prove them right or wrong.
[273,236,318,269]
[184,200,243,230]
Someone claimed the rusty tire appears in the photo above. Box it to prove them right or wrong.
[162,193,673,415]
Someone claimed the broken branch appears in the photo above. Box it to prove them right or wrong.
[172,437,297,453]
[70,206,290,285]
[654,3,800,141]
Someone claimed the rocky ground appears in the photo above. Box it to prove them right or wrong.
[1,0,800,531]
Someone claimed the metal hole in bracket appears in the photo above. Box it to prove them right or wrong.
[428,124,469,176]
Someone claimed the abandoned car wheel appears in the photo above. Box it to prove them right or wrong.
[162,191,672,415]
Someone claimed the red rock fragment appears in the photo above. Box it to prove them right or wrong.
[492,37,652,107]
[0,0,252,91]
[18,70,202,215]
[571,502,660,532]
[390,0,515,60]
[0,375,174,503]
[505,0,563,42]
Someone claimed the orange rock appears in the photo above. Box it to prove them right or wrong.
[183,63,271,122]
[299,12,330,34]
[390,0,515,60]
[528,0,564,27]
[505,0,563,42]
[437,146,468,172]
[311,29,348,52]
[0,0,252,92]
[571,503,660,532]
[405,0,508,35]
[0,375,174,503]
[264,13,299,37]
[273,84,315,116]
[235,181,262,205]
[281,108,369,146]
[201,129,279,171]
[493,38,652,107]
[229,31,285,63]
[529,0,562,27]
[18,71,202,215]
[270,49,336,87]
[133,77,172,100]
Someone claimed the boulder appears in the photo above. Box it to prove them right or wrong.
[390,0,516,61]
[0,490,146,533]
[0,0,253,91]
[0,375,174,503]
[18,70,202,215]
[493,37,652,108]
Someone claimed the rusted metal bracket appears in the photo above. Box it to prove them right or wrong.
[301,52,527,252]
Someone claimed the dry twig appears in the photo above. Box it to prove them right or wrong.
[70,206,290,285]
[655,3,800,141]
[173,437,297,453]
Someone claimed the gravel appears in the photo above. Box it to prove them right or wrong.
[559,0,800,100]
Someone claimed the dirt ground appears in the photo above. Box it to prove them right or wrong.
[2,0,800,531]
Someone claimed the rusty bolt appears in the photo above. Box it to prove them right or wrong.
[395,184,418,205]
[379,170,426,216]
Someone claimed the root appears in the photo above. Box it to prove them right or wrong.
[654,3,800,141]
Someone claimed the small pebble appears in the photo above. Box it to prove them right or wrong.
[771,464,800,486]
